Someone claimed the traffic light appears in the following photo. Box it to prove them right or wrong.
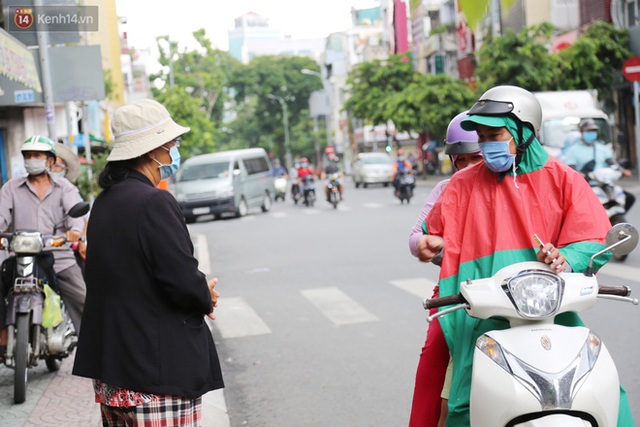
[385,144,391,153]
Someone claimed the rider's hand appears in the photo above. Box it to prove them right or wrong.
[536,243,567,273]
[207,277,220,320]
[66,229,81,243]
[417,235,444,263]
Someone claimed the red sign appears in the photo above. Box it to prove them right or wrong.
[325,145,335,154]
[623,56,640,82]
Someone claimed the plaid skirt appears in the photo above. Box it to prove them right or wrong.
[100,395,202,427]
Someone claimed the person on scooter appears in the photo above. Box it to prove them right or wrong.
[72,99,223,425]
[563,118,635,213]
[0,136,86,336]
[407,111,484,427]
[392,149,413,194]
[419,85,634,426]
[321,154,344,201]
[270,158,288,178]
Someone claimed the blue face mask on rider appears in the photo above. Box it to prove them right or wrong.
[479,137,515,173]
[153,145,181,180]
[582,131,598,144]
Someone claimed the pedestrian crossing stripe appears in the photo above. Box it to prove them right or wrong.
[212,297,272,338]
[389,278,437,300]
[300,287,379,325]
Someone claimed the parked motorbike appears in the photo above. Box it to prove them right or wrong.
[394,169,415,204]
[588,166,635,261]
[0,201,90,404]
[302,175,316,207]
[423,223,639,426]
[326,172,341,209]
[274,176,288,202]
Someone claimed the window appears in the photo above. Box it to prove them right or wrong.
[243,156,270,175]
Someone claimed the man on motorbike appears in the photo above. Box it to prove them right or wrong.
[321,154,344,201]
[0,136,86,336]
[419,86,633,426]
[408,111,484,427]
[392,149,414,194]
[563,118,635,213]
[270,158,288,178]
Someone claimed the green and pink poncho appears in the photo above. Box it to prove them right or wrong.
[424,117,634,426]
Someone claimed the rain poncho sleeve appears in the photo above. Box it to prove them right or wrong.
[424,137,632,426]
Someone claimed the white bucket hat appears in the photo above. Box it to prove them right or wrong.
[54,143,81,182]
[108,99,190,161]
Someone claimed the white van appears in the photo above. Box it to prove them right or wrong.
[533,90,612,158]
[172,148,274,223]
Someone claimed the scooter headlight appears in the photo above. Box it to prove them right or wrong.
[10,232,44,254]
[502,269,564,318]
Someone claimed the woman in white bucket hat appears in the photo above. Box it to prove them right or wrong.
[72,99,224,426]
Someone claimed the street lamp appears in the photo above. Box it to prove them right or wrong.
[301,69,332,166]
[267,94,292,171]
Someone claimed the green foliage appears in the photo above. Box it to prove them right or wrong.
[557,21,632,105]
[344,53,415,126]
[226,55,323,160]
[475,23,562,91]
[345,53,477,144]
[384,74,478,141]
[75,152,109,201]
[475,21,631,109]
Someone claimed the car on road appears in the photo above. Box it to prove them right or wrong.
[171,148,274,223]
[352,152,393,188]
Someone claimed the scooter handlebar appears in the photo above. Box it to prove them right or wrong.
[422,294,466,310]
[599,285,632,297]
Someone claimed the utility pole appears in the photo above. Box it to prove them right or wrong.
[267,94,292,171]
[35,0,56,139]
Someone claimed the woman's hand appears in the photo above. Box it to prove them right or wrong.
[417,235,444,263]
[207,277,220,320]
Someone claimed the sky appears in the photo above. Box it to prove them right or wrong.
[116,0,377,70]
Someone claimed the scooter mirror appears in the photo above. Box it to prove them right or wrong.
[68,202,90,218]
[605,223,638,257]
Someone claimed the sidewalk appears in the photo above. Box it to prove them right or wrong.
[0,351,230,427]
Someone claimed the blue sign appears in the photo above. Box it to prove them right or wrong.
[14,89,34,103]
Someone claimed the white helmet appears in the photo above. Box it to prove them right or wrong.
[466,85,542,134]
[22,135,56,156]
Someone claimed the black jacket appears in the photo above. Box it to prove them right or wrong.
[72,171,223,398]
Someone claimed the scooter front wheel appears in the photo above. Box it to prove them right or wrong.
[14,313,30,404]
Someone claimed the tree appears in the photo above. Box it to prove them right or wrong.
[344,53,416,127]
[383,73,477,147]
[475,23,562,92]
[228,55,323,161]
[557,21,632,107]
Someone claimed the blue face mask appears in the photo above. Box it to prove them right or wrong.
[154,146,181,180]
[582,131,598,143]
[479,138,515,173]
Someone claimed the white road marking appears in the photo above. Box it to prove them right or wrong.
[212,297,272,338]
[390,277,437,300]
[363,202,385,209]
[193,234,211,276]
[301,287,379,325]
[271,211,288,218]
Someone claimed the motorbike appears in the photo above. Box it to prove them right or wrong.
[326,172,341,209]
[274,176,288,202]
[302,175,316,207]
[394,169,415,204]
[423,223,639,426]
[0,201,90,404]
[588,166,635,261]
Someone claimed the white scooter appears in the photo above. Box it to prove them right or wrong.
[424,223,638,426]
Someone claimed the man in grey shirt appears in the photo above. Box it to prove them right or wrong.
[0,136,86,334]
